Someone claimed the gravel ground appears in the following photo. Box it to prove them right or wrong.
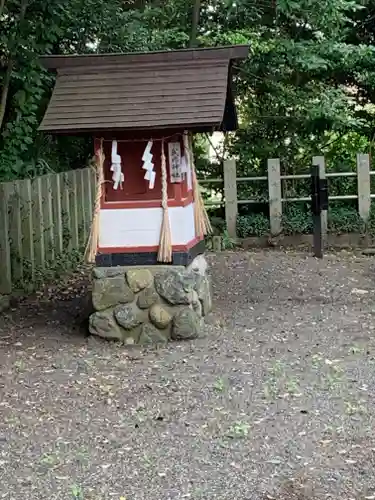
[1,250,375,500]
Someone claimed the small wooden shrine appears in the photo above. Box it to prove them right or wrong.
[39,46,248,344]
[39,45,249,267]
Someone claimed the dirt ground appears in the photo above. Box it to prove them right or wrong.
[1,250,375,500]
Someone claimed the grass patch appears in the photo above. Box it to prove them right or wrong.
[227,421,251,439]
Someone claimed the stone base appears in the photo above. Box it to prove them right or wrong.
[89,255,212,344]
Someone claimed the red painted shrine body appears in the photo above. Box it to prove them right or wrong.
[99,132,189,207]
[96,131,198,260]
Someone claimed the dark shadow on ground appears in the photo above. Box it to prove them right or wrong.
[0,269,93,347]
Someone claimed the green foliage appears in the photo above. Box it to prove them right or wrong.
[282,204,313,235]
[209,216,226,235]
[12,248,83,294]
[237,213,270,238]
[221,229,236,250]
[367,203,375,237]
[0,0,191,180]
[235,202,373,237]
[328,204,365,234]
[2,0,375,187]
[70,484,84,500]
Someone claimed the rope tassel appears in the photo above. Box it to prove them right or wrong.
[85,139,105,264]
[183,131,212,237]
[157,138,172,263]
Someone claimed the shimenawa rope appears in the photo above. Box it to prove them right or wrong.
[157,138,172,262]
[85,139,105,263]
[183,131,212,237]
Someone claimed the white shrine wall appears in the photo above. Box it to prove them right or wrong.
[98,202,196,251]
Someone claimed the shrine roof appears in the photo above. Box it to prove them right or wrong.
[38,45,249,134]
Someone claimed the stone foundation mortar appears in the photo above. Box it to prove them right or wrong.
[89,255,212,344]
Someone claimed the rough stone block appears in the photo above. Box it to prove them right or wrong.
[154,269,195,305]
[137,286,159,309]
[126,269,153,293]
[149,304,172,329]
[92,277,134,311]
[89,310,124,340]
[172,308,200,340]
[187,255,208,277]
[191,291,203,317]
[139,323,169,345]
[123,325,143,344]
[197,276,213,316]
[114,303,145,330]
[92,267,125,279]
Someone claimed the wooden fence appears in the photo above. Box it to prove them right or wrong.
[200,154,373,239]
[0,168,96,295]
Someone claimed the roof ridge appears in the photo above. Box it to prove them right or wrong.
[40,45,249,70]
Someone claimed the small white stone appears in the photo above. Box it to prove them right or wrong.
[351,288,369,295]
[187,255,208,276]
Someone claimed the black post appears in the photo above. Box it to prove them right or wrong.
[311,164,322,258]
[310,164,329,258]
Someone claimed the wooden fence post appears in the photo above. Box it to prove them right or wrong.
[19,179,35,283]
[224,159,238,239]
[357,153,371,223]
[268,158,282,236]
[75,169,84,247]
[312,156,327,244]
[67,170,79,250]
[40,175,54,263]
[85,168,93,216]
[9,182,23,283]
[31,177,45,270]
[0,183,12,294]
[50,173,63,255]
[61,172,72,252]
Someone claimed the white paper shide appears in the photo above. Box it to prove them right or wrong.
[142,140,156,189]
[111,140,124,190]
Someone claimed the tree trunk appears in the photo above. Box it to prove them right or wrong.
[0,0,29,131]
[0,59,12,131]
[189,0,201,48]
[0,0,6,19]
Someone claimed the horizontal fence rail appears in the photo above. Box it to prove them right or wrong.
[199,153,372,239]
[0,168,96,296]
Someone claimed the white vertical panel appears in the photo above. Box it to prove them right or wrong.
[99,203,195,248]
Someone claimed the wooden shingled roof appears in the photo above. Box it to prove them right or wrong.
[39,45,249,134]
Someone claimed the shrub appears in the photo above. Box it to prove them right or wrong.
[222,201,375,239]
[367,203,375,238]
[209,216,226,236]
[282,204,313,235]
[237,213,270,238]
[328,205,364,234]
